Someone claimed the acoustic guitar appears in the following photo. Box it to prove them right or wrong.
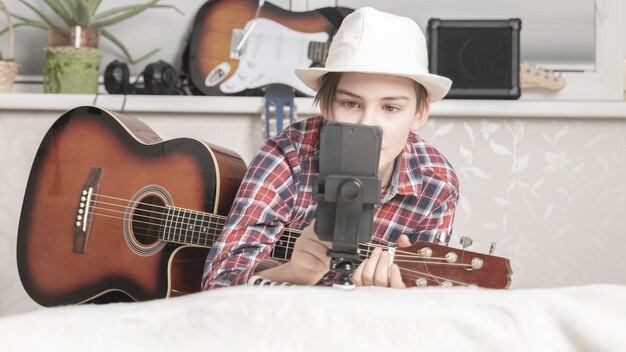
[17,106,512,307]
[185,0,352,96]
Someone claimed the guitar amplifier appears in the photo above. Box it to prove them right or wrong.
[427,18,522,99]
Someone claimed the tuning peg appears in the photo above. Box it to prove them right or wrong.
[459,236,473,249]
[489,242,497,255]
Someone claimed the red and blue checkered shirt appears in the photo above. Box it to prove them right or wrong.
[202,116,459,290]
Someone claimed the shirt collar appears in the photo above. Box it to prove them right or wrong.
[382,134,423,202]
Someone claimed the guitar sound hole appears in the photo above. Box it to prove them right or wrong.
[132,195,166,245]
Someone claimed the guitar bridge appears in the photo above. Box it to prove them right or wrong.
[230,28,245,59]
[73,167,102,253]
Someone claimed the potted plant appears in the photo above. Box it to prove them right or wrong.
[0,0,19,93]
[7,0,182,63]
[1,0,181,93]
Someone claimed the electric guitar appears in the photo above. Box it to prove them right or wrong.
[519,62,567,91]
[17,106,512,307]
[185,0,352,96]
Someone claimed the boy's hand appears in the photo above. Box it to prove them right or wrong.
[286,220,332,285]
[352,235,411,288]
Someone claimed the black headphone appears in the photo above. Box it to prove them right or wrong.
[104,60,179,95]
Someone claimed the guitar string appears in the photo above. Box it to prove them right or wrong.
[397,266,466,286]
[90,208,473,286]
[84,195,484,284]
[86,209,475,286]
[87,200,466,262]
[87,200,477,269]
[88,210,476,285]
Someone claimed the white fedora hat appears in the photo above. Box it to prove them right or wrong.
[295,7,452,102]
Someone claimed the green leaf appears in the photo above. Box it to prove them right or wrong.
[91,1,182,28]
[1,20,47,38]
[151,4,184,16]
[75,1,91,26]
[42,0,74,26]
[92,0,159,26]
[18,0,61,28]
[86,0,103,17]
[5,20,50,32]
[60,0,77,16]
[101,28,159,64]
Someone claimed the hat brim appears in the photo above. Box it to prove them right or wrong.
[295,67,452,102]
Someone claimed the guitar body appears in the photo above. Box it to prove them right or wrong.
[17,106,247,306]
[186,0,352,96]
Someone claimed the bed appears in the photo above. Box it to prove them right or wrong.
[0,284,624,351]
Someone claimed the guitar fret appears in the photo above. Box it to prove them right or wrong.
[214,216,226,246]
[175,208,184,243]
[208,215,217,246]
[162,206,173,241]
[171,208,177,242]
[186,210,193,244]
[191,211,202,244]
[189,210,198,245]
[172,207,180,242]
[180,209,187,243]
[199,212,209,247]
[284,231,291,260]
[208,214,217,246]
[184,210,195,243]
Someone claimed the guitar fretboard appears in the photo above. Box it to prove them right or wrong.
[160,206,226,247]
[158,206,302,261]
[157,205,375,264]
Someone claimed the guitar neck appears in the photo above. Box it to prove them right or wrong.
[157,209,512,290]
[158,205,375,265]
[159,206,227,248]
[158,206,304,261]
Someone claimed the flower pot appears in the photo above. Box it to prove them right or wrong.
[43,47,102,94]
[48,26,100,48]
[0,60,18,93]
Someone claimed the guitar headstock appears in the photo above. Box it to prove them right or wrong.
[519,62,566,91]
[396,241,512,289]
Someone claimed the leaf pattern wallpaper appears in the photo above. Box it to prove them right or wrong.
[420,116,626,289]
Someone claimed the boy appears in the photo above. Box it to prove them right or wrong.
[202,7,458,289]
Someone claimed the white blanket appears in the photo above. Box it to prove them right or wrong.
[0,284,625,352]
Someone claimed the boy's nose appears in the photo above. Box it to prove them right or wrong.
[358,108,377,126]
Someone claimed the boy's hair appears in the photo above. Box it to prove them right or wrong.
[313,72,428,118]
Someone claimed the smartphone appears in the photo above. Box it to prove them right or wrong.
[314,121,382,246]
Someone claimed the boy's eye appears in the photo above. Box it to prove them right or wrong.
[344,101,358,108]
[383,105,400,112]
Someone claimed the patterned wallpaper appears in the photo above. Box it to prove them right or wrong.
[1,109,626,316]
[420,116,626,288]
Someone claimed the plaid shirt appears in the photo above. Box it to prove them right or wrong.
[202,116,459,290]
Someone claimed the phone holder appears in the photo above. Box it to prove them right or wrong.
[314,121,382,289]
[316,175,380,288]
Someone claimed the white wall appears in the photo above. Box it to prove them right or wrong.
[0,0,598,75]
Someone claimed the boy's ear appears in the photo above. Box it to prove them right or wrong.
[411,100,431,130]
